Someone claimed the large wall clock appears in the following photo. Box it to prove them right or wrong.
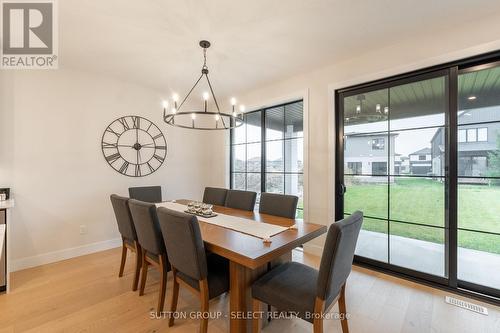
[101,116,167,177]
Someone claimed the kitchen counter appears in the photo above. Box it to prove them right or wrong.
[0,199,15,210]
[0,199,13,293]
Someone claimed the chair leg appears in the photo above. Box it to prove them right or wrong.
[199,279,209,333]
[338,284,349,333]
[313,297,324,333]
[118,240,127,277]
[252,298,261,333]
[132,243,142,291]
[139,251,148,296]
[168,268,179,327]
[157,254,167,315]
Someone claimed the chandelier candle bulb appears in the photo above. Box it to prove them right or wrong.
[239,105,245,112]
[230,97,237,106]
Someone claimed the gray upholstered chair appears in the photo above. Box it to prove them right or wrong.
[225,189,257,211]
[259,192,299,219]
[251,211,363,333]
[128,186,162,203]
[202,187,228,206]
[128,199,170,314]
[110,194,142,291]
[157,208,229,333]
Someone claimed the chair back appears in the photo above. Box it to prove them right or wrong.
[128,186,162,203]
[157,208,207,281]
[225,189,257,211]
[316,211,363,305]
[128,199,166,255]
[259,192,298,219]
[110,194,137,241]
[203,187,228,206]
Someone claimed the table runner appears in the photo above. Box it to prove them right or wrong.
[156,202,289,239]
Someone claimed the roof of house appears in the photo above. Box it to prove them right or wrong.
[410,147,431,155]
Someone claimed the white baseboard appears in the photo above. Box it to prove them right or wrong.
[10,238,122,272]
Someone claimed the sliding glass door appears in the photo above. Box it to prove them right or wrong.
[341,71,450,280]
[457,63,500,294]
[336,54,500,300]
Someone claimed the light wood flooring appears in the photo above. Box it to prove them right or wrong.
[0,248,499,332]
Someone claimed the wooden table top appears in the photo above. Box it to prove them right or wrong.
[174,199,327,269]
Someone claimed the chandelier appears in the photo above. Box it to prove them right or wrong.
[162,40,245,130]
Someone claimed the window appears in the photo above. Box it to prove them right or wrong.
[418,155,426,161]
[458,129,467,142]
[466,128,477,142]
[372,162,387,175]
[460,128,488,142]
[372,138,385,150]
[230,100,304,217]
[347,162,362,174]
[477,127,488,142]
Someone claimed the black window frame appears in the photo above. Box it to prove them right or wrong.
[230,99,304,217]
[335,50,500,305]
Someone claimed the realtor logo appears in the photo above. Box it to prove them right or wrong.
[1,0,58,69]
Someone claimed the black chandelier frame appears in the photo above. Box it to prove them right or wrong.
[163,40,244,130]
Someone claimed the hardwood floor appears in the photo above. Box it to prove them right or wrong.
[0,248,499,333]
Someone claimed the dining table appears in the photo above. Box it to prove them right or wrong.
[158,199,327,333]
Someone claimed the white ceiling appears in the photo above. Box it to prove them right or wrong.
[61,0,500,99]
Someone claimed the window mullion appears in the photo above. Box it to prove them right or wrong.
[261,109,266,193]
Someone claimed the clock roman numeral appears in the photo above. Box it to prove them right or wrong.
[152,133,163,140]
[106,127,120,137]
[119,161,129,173]
[106,153,121,164]
[146,162,155,173]
[155,145,166,150]
[153,154,164,164]
[118,117,130,131]
[134,164,141,177]
[131,116,140,129]
[102,142,118,149]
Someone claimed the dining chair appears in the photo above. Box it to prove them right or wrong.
[202,187,228,206]
[128,186,162,203]
[259,192,299,219]
[110,194,142,291]
[128,199,171,314]
[251,211,363,333]
[225,189,257,211]
[157,207,229,333]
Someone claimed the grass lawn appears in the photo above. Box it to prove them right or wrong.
[345,177,500,254]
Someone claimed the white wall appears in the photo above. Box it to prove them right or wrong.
[209,14,500,255]
[0,68,218,270]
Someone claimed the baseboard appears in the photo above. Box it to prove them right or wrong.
[10,238,122,272]
[303,243,324,257]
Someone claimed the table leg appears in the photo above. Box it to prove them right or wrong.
[229,261,266,333]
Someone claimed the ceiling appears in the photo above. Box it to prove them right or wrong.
[343,65,500,126]
[60,0,500,100]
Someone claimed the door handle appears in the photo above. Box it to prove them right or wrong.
[338,183,347,196]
